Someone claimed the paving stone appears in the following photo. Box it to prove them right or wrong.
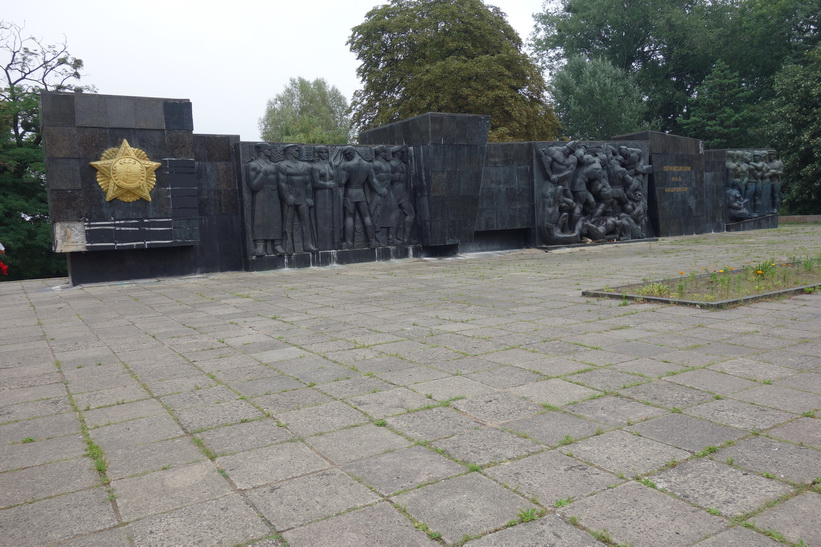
[232,375,306,397]
[431,356,500,375]
[0,457,99,508]
[566,369,648,391]
[504,409,604,446]
[253,388,333,413]
[247,468,380,529]
[613,358,687,378]
[127,494,272,546]
[106,437,204,479]
[654,458,793,518]
[432,427,542,465]
[282,502,435,546]
[376,365,450,385]
[716,435,821,484]
[510,379,601,407]
[452,391,542,424]
[1,383,67,406]
[766,417,821,449]
[89,414,184,451]
[279,401,369,436]
[386,406,482,441]
[565,395,667,426]
[775,371,821,393]
[564,482,725,546]
[694,526,782,546]
[272,358,355,384]
[747,491,821,546]
[653,349,725,367]
[216,441,330,489]
[0,412,80,444]
[343,444,463,495]
[571,349,635,366]
[306,423,412,463]
[314,376,393,399]
[83,398,166,428]
[393,473,535,545]
[0,396,72,423]
[685,399,794,432]
[195,419,294,456]
[709,358,795,382]
[487,450,618,506]
[515,355,593,376]
[666,369,760,395]
[627,413,746,452]
[143,374,217,397]
[567,430,689,476]
[0,488,117,545]
[621,380,714,409]
[161,385,239,411]
[174,399,265,432]
[113,461,233,521]
[465,513,605,546]
[0,434,86,472]
[732,385,821,414]
[53,525,131,546]
[411,376,496,401]
[467,366,545,388]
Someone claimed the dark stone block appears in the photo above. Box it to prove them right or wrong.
[77,128,109,157]
[214,161,238,191]
[134,97,166,129]
[75,94,107,127]
[202,136,233,162]
[107,128,136,149]
[42,126,79,158]
[40,92,76,126]
[84,222,115,244]
[166,131,195,158]
[163,100,194,131]
[130,130,168,159]
[106,96,136,128]
[66,246,198,285]
[45,159,82,190]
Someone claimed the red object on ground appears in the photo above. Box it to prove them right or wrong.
[0,260,8,275]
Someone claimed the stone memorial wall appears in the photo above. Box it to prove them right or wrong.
[40,92,779,285]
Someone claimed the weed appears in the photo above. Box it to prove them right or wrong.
[591,529,614,544]
[726,458,735,466]
[802,410,816,418]
[707,507,720,516]
[554,497,573,507]
[21,437,35,443]
[568,516,579,525]
[638,478,657,489]
[373,419,387,427]
[193,437,217,460]
[695,446,719,458]
[560,434,574,446]
[762,379,772,385]
[467,463,482,472]
[762,472,775,479]
[670,407,682,414]
[516,507,540,522]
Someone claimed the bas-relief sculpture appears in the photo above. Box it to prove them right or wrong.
[243,144,415,255]
[537,142,650,245]
[725,149,782,221]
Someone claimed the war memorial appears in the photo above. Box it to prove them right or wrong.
[0,92,817,546]
[39,91,780,285]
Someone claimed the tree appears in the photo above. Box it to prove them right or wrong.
[258,77,352,144]
[1,21,92,280]
[678,60,756,149]
[348,0,559,142]
[549,55,647,140]
[763,44,821,214]
[532,0,728,132]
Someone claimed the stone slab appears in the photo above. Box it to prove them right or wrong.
[627,413,746,452]
[694,526,782,546]
[452,391,543,424]
[342,445,464,495]
[386,406,482,441]
[432,427,542,466]
[510,379,601,407]
[565,395,667,426]
[766,417,821,449]
[666,369,760,395]
[716,436,821,484]
[504,410,604,446]
[465,513,605,546]
[194,419,294,456]
[306,423,412,464]
[685,399,794,432]
[654,458,793,517]
[283,502,435,546]
[216,441,330,489]
[621,380,714,409]
[564,482,725,546]
[278,401,370,436]
[393,473,535,545]
[747,492,821,545]
[0,457,99,508]
[567,430,690,476]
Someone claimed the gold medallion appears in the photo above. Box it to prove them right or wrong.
[90,140,161,202]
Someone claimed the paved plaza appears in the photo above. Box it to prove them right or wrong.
[2,225,820,546]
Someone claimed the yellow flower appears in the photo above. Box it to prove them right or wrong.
[679,271,685,275]
[719,270,725,273]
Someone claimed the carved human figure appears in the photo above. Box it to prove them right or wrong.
[726,187,752,221]
[538,143,578,187]
[540,183,582,244]
[748,151,769,214]
[245,143,285,256]
[278,144,318,252]
[338,146,386,249]
[766,150,783,214]
[310,146,339,249]
[570,145,607,223]
[389,146,416,244]
[370,146,396,246]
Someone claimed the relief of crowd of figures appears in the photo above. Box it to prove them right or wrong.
[244,144,416,255]
[537,142,651,245]
[726,150,782,221]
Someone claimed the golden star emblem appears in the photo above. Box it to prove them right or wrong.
[90,139,161,202]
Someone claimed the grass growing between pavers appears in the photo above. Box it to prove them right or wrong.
[585,256,821,308]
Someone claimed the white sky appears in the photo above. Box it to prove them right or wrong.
[4,0,546,142]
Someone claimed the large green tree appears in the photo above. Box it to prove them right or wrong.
[764,44,821,214]
[550,55,647,140]
[678,60,756,149]
[258,77,353,144]
[1,21,92,280]
[348,0,559,142]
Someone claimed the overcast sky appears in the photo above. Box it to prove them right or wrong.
[5,0,547,142]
